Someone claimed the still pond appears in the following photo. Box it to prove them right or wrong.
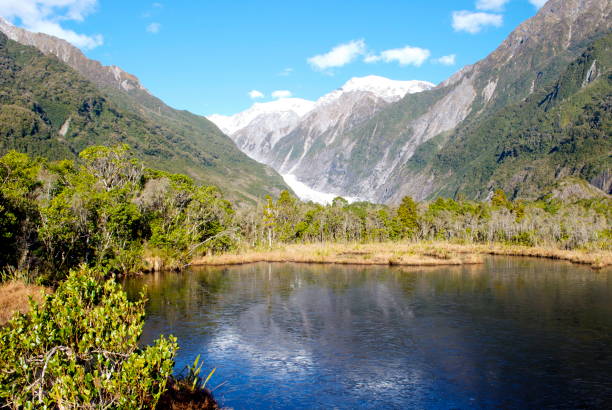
[124,257,612,409]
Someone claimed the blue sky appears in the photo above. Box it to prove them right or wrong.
[0,0,546,115]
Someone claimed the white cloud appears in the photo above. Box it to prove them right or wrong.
[476,0,510,12]
[529,0,547,8]
[307,39,366,71]
[278,67,293,76]
[272,90,292,99]
[146,22,161,33]
[434,54,456,65]
[248,90,264,99]
[0,0,103,50]
[365,45,430,67]
[452,10,503,34]
[142,2,163,18]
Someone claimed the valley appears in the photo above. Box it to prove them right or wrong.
[0,0,610,408]
[208,0,611,203]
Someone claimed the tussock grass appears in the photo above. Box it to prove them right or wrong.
[446,243,612,269]
[191,242,485,268]
[191,241,611,269]
[0,281,48,326]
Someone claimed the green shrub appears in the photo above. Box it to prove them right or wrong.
[509,231,536,247]
[0,266,178,408]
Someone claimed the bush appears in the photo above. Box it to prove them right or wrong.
[509,231,536,247]
[0,266,178,408]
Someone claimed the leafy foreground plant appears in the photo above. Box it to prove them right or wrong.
[0,266,178,408]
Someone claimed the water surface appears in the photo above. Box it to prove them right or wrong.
[124,257,612,409]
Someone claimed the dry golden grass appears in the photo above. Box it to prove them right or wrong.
[0,281,49,326]
[191,241,611,269]
[441,242,612,269]
[191,242,484,268]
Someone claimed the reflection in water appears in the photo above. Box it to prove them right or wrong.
[124,257,612,409]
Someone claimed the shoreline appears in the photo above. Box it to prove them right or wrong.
[188,242,611,270]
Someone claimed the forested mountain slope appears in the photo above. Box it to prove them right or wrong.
[0,21,288,203]
[401,34,611,200]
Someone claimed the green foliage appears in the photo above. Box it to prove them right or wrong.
[396,196,419,239]
[0,266,178,408]
[414,33,612,200]
[0,151,41,269]
[0,146,236,278]
[236,187,611,250]
[509,231,536,247]
[184,355,216,392]
[491,189,510,209]
[147,174,236,265]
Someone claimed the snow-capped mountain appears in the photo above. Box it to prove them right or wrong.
[321,76,435,104]
[208,98,315,162]
[208,76,434,201]
[208,98,315,135]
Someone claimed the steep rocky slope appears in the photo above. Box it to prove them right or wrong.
[401,32,611,201]
[0,18,289,203]
[209,98,315,163]
[208,76,434,198]
[213,0,610,203]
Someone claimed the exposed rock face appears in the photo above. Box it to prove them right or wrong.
[264,69,476,201]
[269,88,435,200]
[277,0,612,203]
[209,98,315,163]
[384,0,612,203]
[209,76,434,201]
[0,17,146,93]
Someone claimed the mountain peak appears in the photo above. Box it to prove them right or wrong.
[339,75,435,101]
[250,98,316,116]
[208,98,315,135]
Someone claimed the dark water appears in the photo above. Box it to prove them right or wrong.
[124,257,612,409]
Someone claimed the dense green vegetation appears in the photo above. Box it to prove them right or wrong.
[0,145,234,280]
[0,266,177,408]
[248,188,610,249]
[0,32,288,204]
[1,146,610,280]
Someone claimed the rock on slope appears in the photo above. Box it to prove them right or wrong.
[0,17,146,94]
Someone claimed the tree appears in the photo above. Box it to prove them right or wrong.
[396,196,419,239]
[78,144,143,192]
[146,172,236,266]
[274,190,300,242]
[262,195,277,247]
[0,151,42,270]
[491,189,510,208]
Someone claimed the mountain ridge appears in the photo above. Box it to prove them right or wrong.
[209,76,434,174]
[0,17,290,203]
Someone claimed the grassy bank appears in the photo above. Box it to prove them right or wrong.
[190,242,611,270]
[0,281,48,326]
